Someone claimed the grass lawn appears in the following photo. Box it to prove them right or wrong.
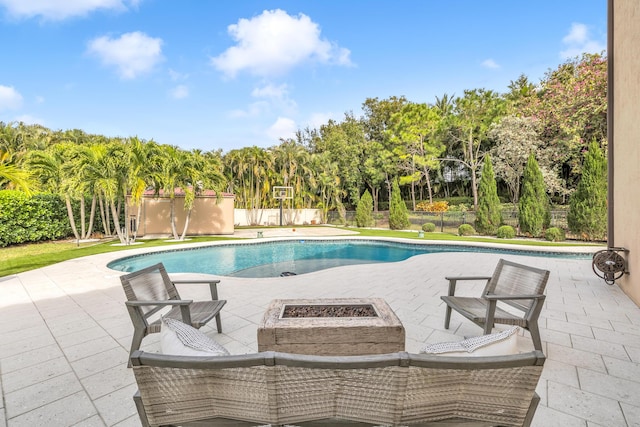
[0,227,602,277]
[0,236,237,277]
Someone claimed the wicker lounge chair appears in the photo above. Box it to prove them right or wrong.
[441,258,550,351]
[131,349,545,426]
[121,262,226,366]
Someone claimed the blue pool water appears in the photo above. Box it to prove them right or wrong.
[107,239,593,278]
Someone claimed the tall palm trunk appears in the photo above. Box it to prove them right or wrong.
[79,197,86,239]
[180,207,192,241]
[110,200,126,244]
[98,194,108,235]
[65,195,80,240]
[83,194,97,239]
[169,198,179,240]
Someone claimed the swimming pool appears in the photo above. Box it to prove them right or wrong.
[107,239,594,278]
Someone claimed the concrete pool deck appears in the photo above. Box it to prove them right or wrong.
[1,229,639,426]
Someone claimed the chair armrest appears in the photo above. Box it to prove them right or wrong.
[445,276,492,296]
[444,276,492,281]
[125,299,193,307]
[171,279,220,285]
[170,277,221,300]
[485,294,545,301]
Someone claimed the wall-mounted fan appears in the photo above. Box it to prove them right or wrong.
[592,247,628,285]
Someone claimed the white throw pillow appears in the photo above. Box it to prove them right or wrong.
[420,326,520,357]
[160,317,230,356]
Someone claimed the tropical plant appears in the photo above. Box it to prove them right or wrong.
[0,149,34,195]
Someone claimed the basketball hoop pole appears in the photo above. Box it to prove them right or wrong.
[273,186,292,227]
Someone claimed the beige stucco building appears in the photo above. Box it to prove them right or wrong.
[129,189,235,237]
[610,0,640,306]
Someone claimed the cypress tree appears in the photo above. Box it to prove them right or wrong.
[568,140,607,241]
[474,155,502,235]
[389,180,410,230]
[518,153,550,237]
[355,189,374,227]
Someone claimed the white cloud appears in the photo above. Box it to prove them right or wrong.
[228,101,270,118]
[87,31,163,79]
[168,69,188,81]
[14,114,43,125]
[251,83,297,114]
[563,23,588,44]
[35,95,45,104]
[560,22,606,59]
[0,85,23,111]
[211,9,353,78]
[266,116,297,140]
[170,85,189,99]
[252,83,288,99]
[481,59,500,69]
[0,0,140,21]
[306,112,336,130]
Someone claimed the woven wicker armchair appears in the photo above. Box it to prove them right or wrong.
[131,350,545,426]
[441,259,550,351]
[121,262,226,367]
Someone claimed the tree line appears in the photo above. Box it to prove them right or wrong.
[0,53,607,242]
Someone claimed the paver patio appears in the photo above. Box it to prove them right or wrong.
[1,230,639,426]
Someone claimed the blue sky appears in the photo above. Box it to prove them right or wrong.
[0,0,606,153]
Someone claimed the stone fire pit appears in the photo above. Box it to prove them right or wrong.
[257,298,405,356]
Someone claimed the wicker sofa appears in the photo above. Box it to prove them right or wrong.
[131,349,545,427]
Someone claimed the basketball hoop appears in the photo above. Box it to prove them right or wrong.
[273,186,293,200]
[273,186,293,226]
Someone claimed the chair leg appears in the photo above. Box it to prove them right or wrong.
[444,305,452,329]
[215,313,223,333]
[127,328,146,368]
[528,322,543,351]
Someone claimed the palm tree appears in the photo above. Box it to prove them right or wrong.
[271,139,312,221]
[26,144,83,239]
[154,144,187,240]
[0,149,34,195]
[177,149,226,240]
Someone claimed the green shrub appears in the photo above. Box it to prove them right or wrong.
[519,153,550,237]
[0,191,71,247]
[355,190,374,227]
[458,224,476,236]
[389,180,410,230]
[474,155,502,235]
[496,225,516,239]
[421,222,436,232]
[567,140,607,241]
[545,227,566,242]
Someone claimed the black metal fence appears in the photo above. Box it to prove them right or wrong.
[327,209,572,237]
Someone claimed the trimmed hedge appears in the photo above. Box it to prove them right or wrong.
[421,222,436,232]
[496,225,516,239]
[545,227,566,242]
[458,224,476,236]
[0,191,71,247]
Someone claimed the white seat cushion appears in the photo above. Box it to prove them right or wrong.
[161,317,230,356]
[420,326,520,357]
